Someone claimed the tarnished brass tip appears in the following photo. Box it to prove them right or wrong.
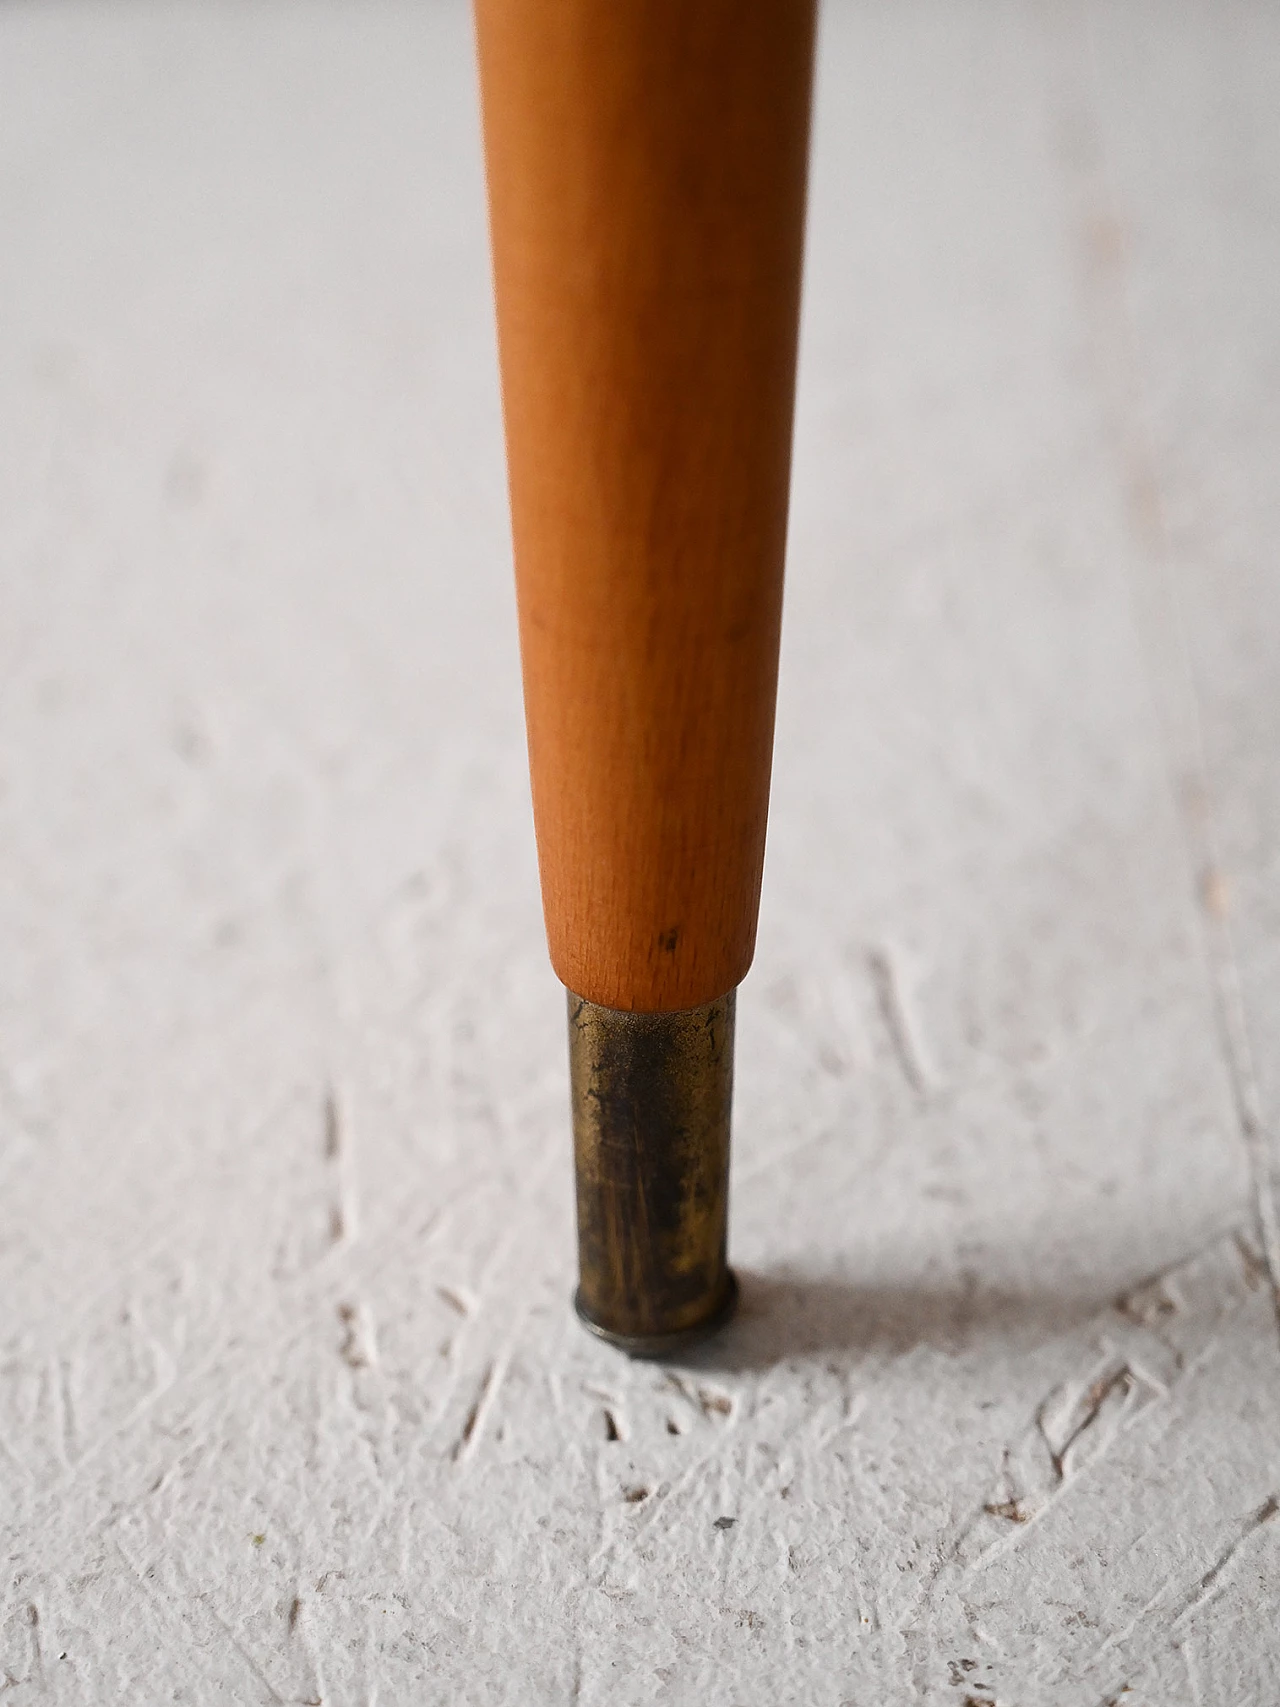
[568,990,737,1356]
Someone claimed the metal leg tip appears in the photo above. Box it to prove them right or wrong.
[573,1270,739,1359]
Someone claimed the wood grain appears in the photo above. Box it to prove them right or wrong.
[474,0,816,1011]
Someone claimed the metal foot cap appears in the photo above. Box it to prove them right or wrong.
[573,1270,739,1359]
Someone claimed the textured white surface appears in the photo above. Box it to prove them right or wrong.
[2,2,1279,1701]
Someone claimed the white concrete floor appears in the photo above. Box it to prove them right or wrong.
[2,2,1279,1701]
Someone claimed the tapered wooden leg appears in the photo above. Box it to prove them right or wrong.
[474,0,815,1348]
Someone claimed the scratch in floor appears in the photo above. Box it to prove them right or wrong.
[1065,1496,1280,1699]
[25,1604,43,1694]
[1179,1635,1206,1707]
[1172,1492,1279,1627]
[582,1384,628,1443]
[337,1302,378,1370]
[1046,1361,1138,1480]
[57,1356,79,1468]
[451,1357,506,1466]
[602,1379,854,1587]
[283,1591,326,1705]
[113,1539,286,1704]
[569,1641,583,1703]
[600,1407,625,1442]
[1082,1571,1179,1669]
[610,1439,724,1556]
[0,1152,464,1562]
[955,1224,1262,1567]
[1191,850,1280,1335]
[867,946,931,1096]
[813,1390,868,1453]
[1222,1021,1280,1335]
[323,1083,358,1249]
[322,1089,342,1162]
[665,1372,736,1423]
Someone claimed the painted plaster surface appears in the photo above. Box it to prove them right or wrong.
[1,2,1278,1700]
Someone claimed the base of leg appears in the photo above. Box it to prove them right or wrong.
[574,1269,738,1359]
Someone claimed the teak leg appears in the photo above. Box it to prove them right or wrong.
[474,0,816,1352]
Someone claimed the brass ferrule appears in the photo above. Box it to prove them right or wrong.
[568,990,738,1356]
